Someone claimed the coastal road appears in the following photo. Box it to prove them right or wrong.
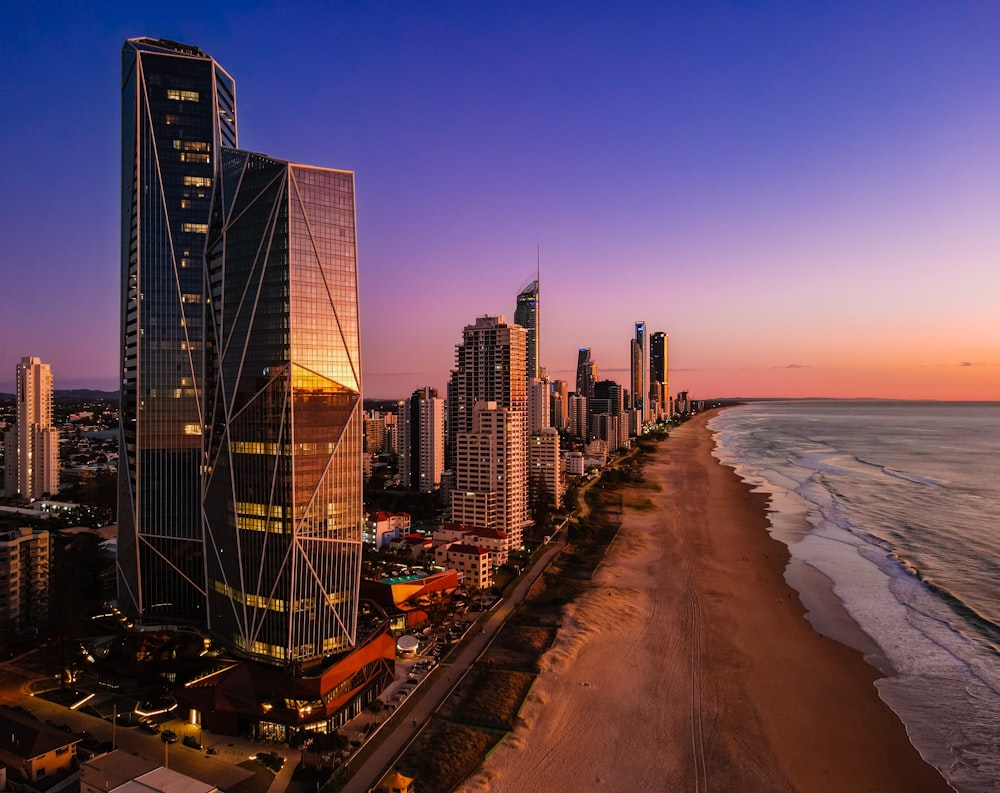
[338,530,568,793]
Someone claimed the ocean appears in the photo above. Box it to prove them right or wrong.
[709,400,1000,793]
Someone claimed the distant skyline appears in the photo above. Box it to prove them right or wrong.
[2,1,998,401]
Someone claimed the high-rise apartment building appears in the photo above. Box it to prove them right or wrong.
[118,38,237,621]
[529,427,562,510]
[447,316,527,460]
[527,376,551,433]
[514,278,540,379]
[201,150,364,667]
[568,394,589,441]
[448,317,529,546]
[549,379,569,431]
[0,526,51,638]
[631,321,647,423]
[4,357,59,500]
[399,387,445,492]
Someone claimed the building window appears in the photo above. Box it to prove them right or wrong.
[167,89,200,102]
[173,140,210,152]
[182,223,208,234]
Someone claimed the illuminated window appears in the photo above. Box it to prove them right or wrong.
[167,89,200,102]
[184,176,212,187]
[182,223,208,234]
[173,140,210,151]
[179,152,210,164]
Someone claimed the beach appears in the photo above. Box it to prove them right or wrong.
[459,410,952,793]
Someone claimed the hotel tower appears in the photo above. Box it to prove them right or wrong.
[399,387,445,493]
[118,38,237,621]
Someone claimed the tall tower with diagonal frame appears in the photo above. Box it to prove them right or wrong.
[202,150,364,668]
[118,38,237,621]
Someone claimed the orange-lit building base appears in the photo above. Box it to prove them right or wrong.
[179,626,395,739]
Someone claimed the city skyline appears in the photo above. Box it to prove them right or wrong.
[3,2,999,401]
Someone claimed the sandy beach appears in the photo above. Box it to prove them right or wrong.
[459,410,952,793]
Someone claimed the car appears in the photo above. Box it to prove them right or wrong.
[160,730,178,743]
[139,719,160,735]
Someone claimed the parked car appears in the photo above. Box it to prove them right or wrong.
[139,719,160,734]
[160,730,178,744]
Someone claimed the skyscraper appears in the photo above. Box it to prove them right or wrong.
[631,321,646,423]
[448,316,529,545]
[649,331,668,418]
[118,38,237,621]
[121,36,392,740]
[575,348,597,401]
[550,379,569,430]
[447,316,528,458]
[201,150,364,667]
[399,387,445,492]
[514,278,540,379]
[4,357,59,500]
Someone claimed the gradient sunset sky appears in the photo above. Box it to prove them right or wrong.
[3,1,998,400]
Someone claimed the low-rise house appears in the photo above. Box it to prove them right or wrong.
[0,707,79,785]
[364,511,412,548]
[435,542,492,589]
[389,533,432,559]
[463,526,510,564]
[432,523,510,564]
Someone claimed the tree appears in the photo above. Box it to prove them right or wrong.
[528,474,556,530]
[366,699,386,725]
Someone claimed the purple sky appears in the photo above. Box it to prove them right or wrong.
[3,1,999,400]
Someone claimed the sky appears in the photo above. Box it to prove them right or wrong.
[2,1,998,400]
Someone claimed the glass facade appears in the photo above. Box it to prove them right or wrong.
[631,321,646,419]
[118,38,237,621]
[514,279,539,379]
[203,150,363,669]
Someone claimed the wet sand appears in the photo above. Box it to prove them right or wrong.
[459,410,952,792]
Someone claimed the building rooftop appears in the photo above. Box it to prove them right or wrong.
[0,708,79,759]
[126,37,210,58]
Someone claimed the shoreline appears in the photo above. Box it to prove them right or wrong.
[459,409,952,792]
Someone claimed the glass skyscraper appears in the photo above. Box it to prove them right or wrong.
[118,38,237,621]
[514,278,539,379]
[202,150,363,668]
[631,321,646,421]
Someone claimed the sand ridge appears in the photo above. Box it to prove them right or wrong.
[458,411,952,793]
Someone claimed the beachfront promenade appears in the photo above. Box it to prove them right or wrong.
[336,527,569,793]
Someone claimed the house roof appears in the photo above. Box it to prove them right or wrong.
[448,543,489,556]
[0,708,79,759]
[467,527,508,540]
[80,750,158,789]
